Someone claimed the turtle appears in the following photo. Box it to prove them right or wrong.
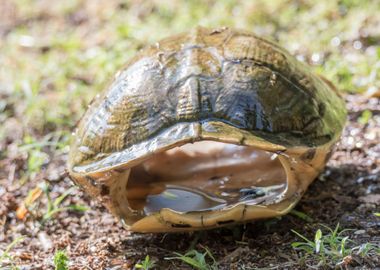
[68,27,347,233]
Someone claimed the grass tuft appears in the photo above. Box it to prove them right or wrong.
[135,255,156,270]
[53,250,69,270]
[291,223,380,267]
[165,246,218,270]
[0,237,24,270]
[16,181,87,222]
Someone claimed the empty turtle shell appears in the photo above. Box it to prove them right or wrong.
[68,27,346,233]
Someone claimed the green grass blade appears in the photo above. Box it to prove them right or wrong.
[291,230,314,245]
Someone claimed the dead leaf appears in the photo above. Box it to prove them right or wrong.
[16,186,43,219]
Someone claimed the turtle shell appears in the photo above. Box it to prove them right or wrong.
[68,27,346,232]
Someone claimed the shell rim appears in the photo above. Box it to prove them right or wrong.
[68,120,340,175]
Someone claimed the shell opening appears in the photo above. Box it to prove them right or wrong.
[119,141,291,222]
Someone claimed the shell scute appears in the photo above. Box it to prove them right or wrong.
[69,27,346,172]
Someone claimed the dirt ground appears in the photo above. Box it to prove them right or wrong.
[0,1,380,269]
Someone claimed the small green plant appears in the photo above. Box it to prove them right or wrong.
[291,224,380,267]
[0,237,24,270]
[19,181,87,222]
[352,242,380,257]
[39,182,88,222]
[135,255,156,270]
[165,246,218,270]
[53,250,69,270]
[358,110,373,125]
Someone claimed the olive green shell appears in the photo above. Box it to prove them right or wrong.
[69,27,346,174]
